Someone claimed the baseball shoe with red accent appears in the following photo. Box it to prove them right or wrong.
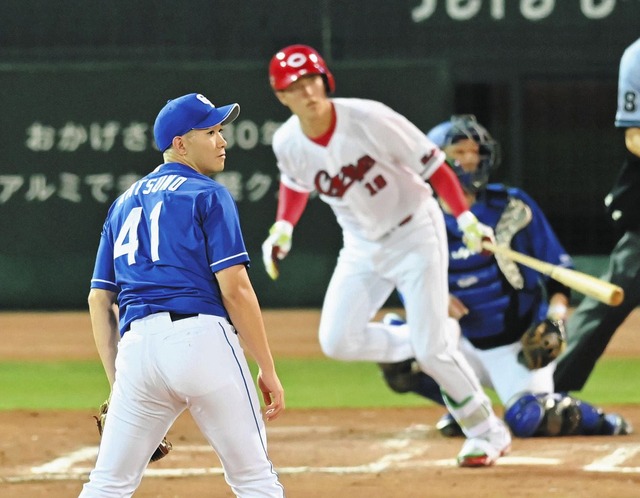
[457,421,511,467]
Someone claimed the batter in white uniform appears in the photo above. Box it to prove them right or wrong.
[262,44,511,467]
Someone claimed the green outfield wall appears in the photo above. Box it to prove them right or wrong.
[0,61,450,308]
[0,1,637,308]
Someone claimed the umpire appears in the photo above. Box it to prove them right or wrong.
[555,37,640,391]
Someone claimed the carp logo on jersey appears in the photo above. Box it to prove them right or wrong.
[314,154,379,197]
[314,151,439,197]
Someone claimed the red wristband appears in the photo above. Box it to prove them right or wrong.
[276,182,310,226]
[429,163,469,217]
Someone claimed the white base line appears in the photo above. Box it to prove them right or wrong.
[4,429,640,483]
[0,451,568,484]
[584,446,640,473]
[4,457,562,483]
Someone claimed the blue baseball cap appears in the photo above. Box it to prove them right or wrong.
[153,93,240,151]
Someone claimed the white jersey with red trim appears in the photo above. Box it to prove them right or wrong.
[272,98,445,241]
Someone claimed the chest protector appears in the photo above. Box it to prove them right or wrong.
[446,187,533,346]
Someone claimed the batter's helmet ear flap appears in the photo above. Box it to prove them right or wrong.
[269,44,335,94]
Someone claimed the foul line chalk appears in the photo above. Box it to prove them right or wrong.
[584,445,640,473]
[5,431,640,483]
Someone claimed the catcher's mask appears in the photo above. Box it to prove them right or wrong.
[427,114,501,194]
[269,44,335,94]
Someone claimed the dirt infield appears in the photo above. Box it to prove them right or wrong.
[1,309,640,497]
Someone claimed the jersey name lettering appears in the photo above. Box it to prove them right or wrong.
[314,155,375,198]
[118,175,187,205]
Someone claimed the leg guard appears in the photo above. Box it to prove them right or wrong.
[505,392,633,437]
[504,392,582,437]
[576,399,634,435]
[442,391,497,438]
[436,412,464,437]
[377,360,445,405]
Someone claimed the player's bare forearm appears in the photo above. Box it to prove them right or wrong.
[217,264,285,419]
[217,265,278,371]
[88,288,119,388]
[448,294,469,320]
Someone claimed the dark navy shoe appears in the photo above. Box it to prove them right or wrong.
[601,413,633,435]
[436,412,464,438]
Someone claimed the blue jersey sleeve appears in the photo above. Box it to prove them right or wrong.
[90,220,119,293]
[200,187,250,273]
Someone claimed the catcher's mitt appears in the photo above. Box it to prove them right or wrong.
[518,318,566,370]
[94,400,172,463]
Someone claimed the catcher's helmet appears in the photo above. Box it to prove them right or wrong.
[427,115,501,194]
[269,44,335,94]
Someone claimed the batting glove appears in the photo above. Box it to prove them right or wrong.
[456,211,495,254]
[262,220,294,280]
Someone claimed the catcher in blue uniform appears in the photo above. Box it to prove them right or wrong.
[378,115,632,438]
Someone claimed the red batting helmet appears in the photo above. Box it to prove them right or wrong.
[269,44,335,93]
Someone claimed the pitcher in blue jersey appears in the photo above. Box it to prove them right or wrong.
[79,93,286,498]
[378,115,632,438]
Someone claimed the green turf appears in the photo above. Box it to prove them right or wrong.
[0,357,638,410]
[0,361,109,410]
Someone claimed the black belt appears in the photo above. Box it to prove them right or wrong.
[169,312,198,322]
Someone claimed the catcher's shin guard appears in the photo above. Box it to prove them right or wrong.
[504,392,582,437]
[505,392,634,437]
[576,401,633,436]
[600,413,633,435]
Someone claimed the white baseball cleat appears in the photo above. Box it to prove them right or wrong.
[457,421,511,467]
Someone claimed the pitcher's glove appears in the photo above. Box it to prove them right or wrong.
[518,318,566,370]
[94,400,172,463]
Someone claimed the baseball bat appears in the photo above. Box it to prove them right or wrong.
[482,241,624,307]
